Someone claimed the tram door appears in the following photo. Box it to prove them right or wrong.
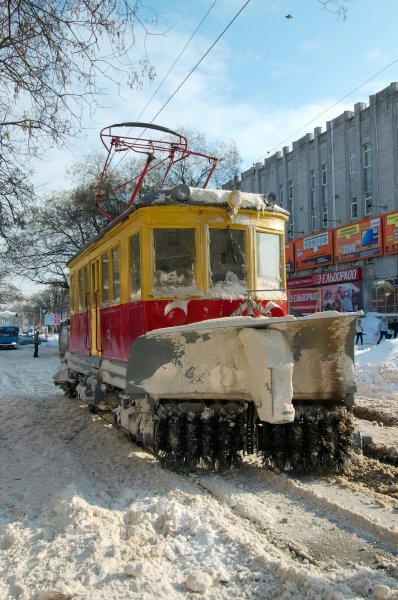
[90,258,101,356]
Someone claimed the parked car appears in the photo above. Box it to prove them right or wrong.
[18,333,35,345]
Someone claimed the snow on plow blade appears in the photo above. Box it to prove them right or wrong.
[126,311,359,424]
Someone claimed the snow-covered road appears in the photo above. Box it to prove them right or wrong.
[0,339,397,599]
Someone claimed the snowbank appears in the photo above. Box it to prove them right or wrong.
[0,334,397,599]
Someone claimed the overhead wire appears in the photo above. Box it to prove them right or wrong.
[135,0,218,122]
[246,55,398,171]
[107,0,219,176]
[107,0,252,177]
[148,0,252,125]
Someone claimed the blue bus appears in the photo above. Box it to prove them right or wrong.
[0,325,19,349]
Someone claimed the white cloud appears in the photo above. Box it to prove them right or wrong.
[29,6,398,195]
[367,48,389,62]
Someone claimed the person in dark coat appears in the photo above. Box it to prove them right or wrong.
[392,318,398,339]
[33,330,39,357]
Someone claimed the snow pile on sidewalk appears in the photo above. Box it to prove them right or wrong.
[356,337,398,394]
[0,335,397,599]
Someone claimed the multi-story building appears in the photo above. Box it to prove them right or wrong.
[239,82,398,314]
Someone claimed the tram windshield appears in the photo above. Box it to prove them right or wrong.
[209,228,247,297]
[256,232,282,292]
[153,228,196,295]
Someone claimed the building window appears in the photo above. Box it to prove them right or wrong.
[351,197,358,220]
[349,151,356,175]
[321,164,327,186]
[364,191,373,215]
[111,246,120,302]
[288,180,294,201]
[278,183,284,206]
[321,184,328,207]
[129,233,141,299]
[321,164,328,209]
[322,206,328,229]
[288,219,295,239]
[363,143,372,193]
[310,169,317,230]
[311,211,317,232]
[288,180,294,216]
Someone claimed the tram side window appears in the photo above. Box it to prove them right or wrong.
[129,233,141,299]
[112,246,120,302]
[209,228,246,293]
[70,273,75,312]
[153,228,196,292]
[101,252,109,305]
[78,268,84,310]
[84,265,90,306]
[256,232,282,291]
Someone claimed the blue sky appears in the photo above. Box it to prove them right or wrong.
[34,0,398,191]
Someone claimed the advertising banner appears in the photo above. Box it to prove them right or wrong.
[383,211,398,255]
[44,313,54,326]
[285,241,294,272]
[321,281,361,312]
[288,288,321,314]
[334,217,382,263]
[294,231,333,270]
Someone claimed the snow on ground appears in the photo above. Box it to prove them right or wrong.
[354,336,398,463]
[0,334,397,599]
[354,315,398,458]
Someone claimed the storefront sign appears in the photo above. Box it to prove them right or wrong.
[383,211,398,255]
[288,289,321,314]
[285,241,294,272]
[294,232,333,270]
[287,275,315,288]
[334,217,382,263]
[287,267,361,288]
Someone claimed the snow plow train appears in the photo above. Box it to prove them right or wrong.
[55,123,359,473]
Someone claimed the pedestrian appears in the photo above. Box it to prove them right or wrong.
[392,318,398,339]
[377,317,389,344]
[355,318,364,346]
[33,329,39,357]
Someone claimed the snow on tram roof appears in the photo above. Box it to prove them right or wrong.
[138,185,287,214]
[67,185,287,265]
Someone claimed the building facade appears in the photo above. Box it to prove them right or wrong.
[240,82,398,314]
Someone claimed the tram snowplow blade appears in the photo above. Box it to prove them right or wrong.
[126,311,359,424]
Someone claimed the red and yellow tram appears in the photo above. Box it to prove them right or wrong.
[68,185,288,362]
[56,124,358,473]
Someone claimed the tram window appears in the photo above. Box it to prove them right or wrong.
[111,246,120,302]
[84,265,90,307]
[209,229,246,292]
[70,273,75,313]
[256,232,282,290]
[153,228,196,291]
[78,268,84,310]
[101,252,109,305]
[129,233,141,299]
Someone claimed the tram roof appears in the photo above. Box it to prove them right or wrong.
[67,185,288,266]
